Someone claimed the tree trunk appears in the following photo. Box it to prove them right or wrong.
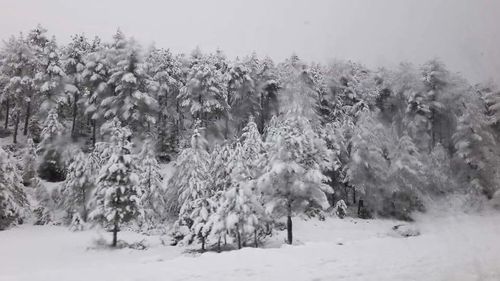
[266,223,271,236]
[201,236,206,252]
[4,100,9,129]
[259,91,265,134]
[224,114,229,139]
[287,201,293,245]
[13,113,19,144]
[82,189,88,222]
[82,206,88,223]
[352,186,357,205]
[91,120,96,147]
[23,101,31,136]
[344,185,349,205]
[176,99,183,147]
[357,199,364,217]
[217,237,221,253]
[112,221,118,247]
[71,95,78,138]
[254,229,258,248]
[237,225,242,249]
[112,191,120,247]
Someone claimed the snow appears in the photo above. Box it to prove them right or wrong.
[1,213,500,281]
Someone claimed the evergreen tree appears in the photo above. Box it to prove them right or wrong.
[170,129,212,250]
[37,109,66,182]
[206,142,234,249]
[215,142,265,249]
[259,115,333,244]
[102,31,158,133]
[0,34,36,143]
[82,36,109,147]
[145,47,184,159]
[482,84,500,128]
[178,53,229,129]
[61,150,96,222]
[37,36,66,117]
[88,118,141,247]
[453,102,498,198]
[137,140,167,230]
[0,147,29,230]
[425,143,455,195]
[389,133,424,191]
[416,59,449,151]
[255,56,280,133]
[63,34,91,137]
[240,116,266,174]
[208,142,233,197]
[346,110,391,212]
[22,138,38,186]
[24,24,50,135]
[226,61,259,137]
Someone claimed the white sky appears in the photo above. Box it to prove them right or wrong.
[1,0,499,84]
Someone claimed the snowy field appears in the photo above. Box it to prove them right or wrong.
[2,212,500,281]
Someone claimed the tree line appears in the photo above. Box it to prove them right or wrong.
[1,25,499,250]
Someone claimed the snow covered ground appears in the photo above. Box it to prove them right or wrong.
[1,212,500,281]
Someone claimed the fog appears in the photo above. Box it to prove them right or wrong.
[1,0,499,83]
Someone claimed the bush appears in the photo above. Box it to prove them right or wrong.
[28,117,42,143]
[33,206,52,225]
[38,150,66,182]
[304,206,326,221]
[380,190,425,221]
[334,200,348,219]
[0,208,24,230]
[69,213,85,231]
[0,127,11,138]
[358,206,373,219]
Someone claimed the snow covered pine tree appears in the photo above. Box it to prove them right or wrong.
[88,118,141,247]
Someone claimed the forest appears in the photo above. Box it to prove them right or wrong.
[1,24,500,252]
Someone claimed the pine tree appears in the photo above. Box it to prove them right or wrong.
[170,129,212,250]
[0,34,36,143]
[37,36,66,117]
[226,61,259,137]
[259,115,333,244]
[82,36,109,147]
[385,133,426,220]
[22,138,38,186]
[346,110,391,212]
[240,117,266,175]
[389,133,424,191]
[482,84,500,127]
[102,31,158,133]
[255,56,280,133]
[37,109,66,182]
[425,143,455,195]
[145,47,184,159]
[137,140,166,230]
[178,53,229,128]
[417,59,449,150]
[209,142,234,197]
[88,119,141,247]
[453,102,498,198]
[63,34,91,138]
[61,150,96,222]
[24,24,50,135]
[206,142,234,249]
[0,147,29,230]
[215,142,265,249]
[212,118,268,247]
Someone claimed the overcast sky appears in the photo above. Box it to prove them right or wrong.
[1,0,499,84]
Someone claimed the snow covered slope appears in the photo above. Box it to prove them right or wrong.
[1,213,500,281]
